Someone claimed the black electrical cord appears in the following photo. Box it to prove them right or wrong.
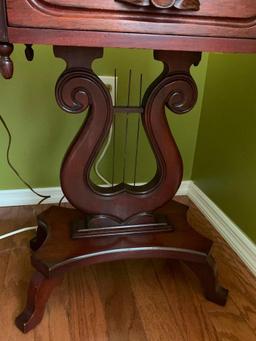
[0,115,51,205]
[58,195,65,207]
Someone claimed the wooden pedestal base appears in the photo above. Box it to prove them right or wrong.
[15,200,228,333]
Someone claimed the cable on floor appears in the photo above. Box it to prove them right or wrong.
[0,226,37,240]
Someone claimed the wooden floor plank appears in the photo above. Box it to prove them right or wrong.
[0,249,35,341]
[214,241,256,335]
[65,267,108,341]
[0,198,255,340]
[93,261,147,341]
[186,203,256,341]
[180,260,256,341]
[126,259,186,341]
[152,259,219,341]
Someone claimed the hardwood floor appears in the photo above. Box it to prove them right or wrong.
[0,198,255,340]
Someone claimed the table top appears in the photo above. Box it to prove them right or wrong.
[1,0,256,52]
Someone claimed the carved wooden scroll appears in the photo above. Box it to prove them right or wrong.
[54,46,200,222]
[117,0,200,10]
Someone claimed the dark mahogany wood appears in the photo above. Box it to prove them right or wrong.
[15,271,64,333]
[185,256,228,306]
[118,0,200,10]
[25,44,34,61]
[8,28,256,53]
[71,212,173,238]
[15,200,228,333]
[0,0,11,79]
[6,0,256,41]
[2,0,254,334]
[0,42,13,79]
[55,46,199,221]
[0,0,255,53]
[0,0,8,41]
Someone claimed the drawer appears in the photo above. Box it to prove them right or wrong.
[6,0,256,39]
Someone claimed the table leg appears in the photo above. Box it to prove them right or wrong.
[15,271,64,333]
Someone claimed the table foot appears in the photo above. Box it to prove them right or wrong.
[16,200,228,333]
[15,271,63,333]
[185,255,228,306]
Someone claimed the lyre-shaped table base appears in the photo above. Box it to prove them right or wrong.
[15,200,228,333]
[13,47,228,333]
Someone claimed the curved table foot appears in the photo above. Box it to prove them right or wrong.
[16,201,228,333]
[184,255,228,306]
[15,271,64,333]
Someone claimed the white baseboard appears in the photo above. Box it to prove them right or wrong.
[188,182,256,277]
[176,180,191,196]
[0,180,190,207]
[0,180,255,276]
[0,187,66,207]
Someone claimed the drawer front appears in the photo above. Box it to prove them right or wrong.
[6,0,256,39]
[41,0,256,19]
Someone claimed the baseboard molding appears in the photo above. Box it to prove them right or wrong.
[1,180,255,276]
[0,187,66,207]
[0,181,190,207]
[188,182,256,277]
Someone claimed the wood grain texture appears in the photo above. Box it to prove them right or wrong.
[28,0,253,18]
[0,197,255,340]
[15,271,64,333]
[7,27,256,53]
[0,43,14,79]
[5,0,256,47]
[117,0,200,11]
[0,0,8,41]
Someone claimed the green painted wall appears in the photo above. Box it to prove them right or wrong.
[0,46,208,190]
[193,53,256,242]
[1,45,256,243]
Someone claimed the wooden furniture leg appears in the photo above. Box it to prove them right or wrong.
[15,200,228,333]
[1,0,255,335]
[15,271,64,333]
[184,256,228,306]
[14,47,228,333]
[0,42,13,79]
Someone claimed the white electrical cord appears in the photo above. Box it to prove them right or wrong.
[0,226,37,240]
[94,77,117,187]
[94,126,113,186]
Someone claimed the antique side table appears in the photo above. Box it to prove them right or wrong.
[1,0,256,334]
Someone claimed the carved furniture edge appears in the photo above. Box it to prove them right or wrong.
[0,0,8,41]
[15,202,228,333]
[116,0,200,11]
[6,28,256,54]
[6,0,256,40]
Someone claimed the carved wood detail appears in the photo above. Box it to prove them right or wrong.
[54,46,200,221]
[0,0,8,41]
[15,201,228,333]
[15,271,64,333]
[0,43,14,79]
[25,44,34,61]
[6,0,256,42]
[117,0,200,11]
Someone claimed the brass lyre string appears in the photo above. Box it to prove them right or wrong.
[111,68,117,188]
[122,69,132,184]
[133,74,143,187]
